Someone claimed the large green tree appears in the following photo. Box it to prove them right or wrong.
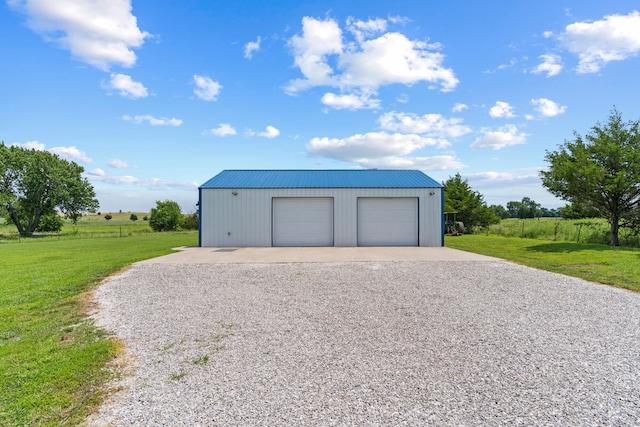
[149,200,183,232]
[541,109,640,246]
[506,197,542,219]
[0,143,99,236]
[443,173,499,232]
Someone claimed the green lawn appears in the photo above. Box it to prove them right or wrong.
[446,234,640,292]
[0,232,198,426]
[3,229,638,425]
[0,212,154,239]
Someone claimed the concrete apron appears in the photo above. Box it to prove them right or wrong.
[137,246,498,264]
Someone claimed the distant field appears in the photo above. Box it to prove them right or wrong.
[1,212,154,240]
[446,234,640,292]
[0,230,198,426]
[484,217,640,247]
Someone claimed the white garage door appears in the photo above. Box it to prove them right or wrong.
[358,198,418,246]
[272,198,334,246]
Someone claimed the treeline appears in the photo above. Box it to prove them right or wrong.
[444,108,640,247]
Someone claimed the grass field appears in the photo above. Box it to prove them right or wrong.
[0,231,198,426]
[0,212,155,240]
[2,211,639,425]
[446,234,640,292]
[484,217,640,247]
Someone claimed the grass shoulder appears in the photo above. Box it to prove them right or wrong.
[0,231,197,426]
[446,234,640,292]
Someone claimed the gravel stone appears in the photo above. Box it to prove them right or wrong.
[87,260,640,426]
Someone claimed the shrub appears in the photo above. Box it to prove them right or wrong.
[149,200,183,232]
[104,214,112,221]
[130,214,138,221]
[182,212,199,230]
[36,212,64,233]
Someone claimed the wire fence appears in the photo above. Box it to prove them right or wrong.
[482,218,640,247]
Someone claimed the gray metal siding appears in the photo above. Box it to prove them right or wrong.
[200,187,443,247]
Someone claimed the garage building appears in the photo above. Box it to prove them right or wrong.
[198,169,443,247]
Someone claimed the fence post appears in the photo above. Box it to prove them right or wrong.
[576,223,582,242]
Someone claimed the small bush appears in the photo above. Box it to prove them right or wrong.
[104,214,112,221]
[36,213,64,233]
[149,200,183,232]
[130,214,138,221]
[182,212,199,230]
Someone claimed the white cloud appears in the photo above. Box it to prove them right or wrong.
[462,170,561,208]
[489,101,516,118]
[286,16,458,109]
[88,172,198,191]
[307,131,441,162]
[378,111,471,141]
[50,146,93,163]
[13,140,46,150]
[286,16,343,93]
[339,31,458,91]
[559,11,640,73]
[258,125,280,139]
[396,93,409,103]
[108,159,136,169]
[530,98,567,117]
[532,54,563,77]
[388,15,411,25]
[321,91,381,110]
[8,0,150,70]
[483,58,519,74]
[452,103,468,113]
[466,170,542,195]
[12,141,92,163]
[244,36,261,59]
[193,74,222,101]
[358,155,466,171]
[471,125,528,150]
[88,167,106,176]
[104,73,148,99]
[209,123,237,137]
[346,17,387,42]
[122,115,183,126]
[306,131,465,171]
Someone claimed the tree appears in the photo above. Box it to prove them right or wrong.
[443,173,499,232]
[541,109,640,246]
[507,197,541,219]
[558,203,599,220]
[149,200,183,231]
[0,143,99,236]
[539,207,559,218]
[182,211,199,230]
[489,204,510,219]
[506,201,524,218]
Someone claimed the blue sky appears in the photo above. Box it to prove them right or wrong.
[2,1,640,213]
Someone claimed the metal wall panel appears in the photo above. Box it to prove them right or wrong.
[200,187,443,247]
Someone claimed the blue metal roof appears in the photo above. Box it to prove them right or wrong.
[200,170,442,189]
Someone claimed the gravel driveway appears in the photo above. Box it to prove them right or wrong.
[88,257,640,426]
